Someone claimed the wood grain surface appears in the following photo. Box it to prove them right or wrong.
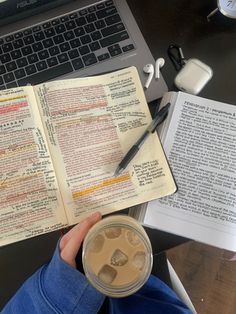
[167,242,236,314]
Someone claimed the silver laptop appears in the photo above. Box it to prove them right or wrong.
[0,0,167,102]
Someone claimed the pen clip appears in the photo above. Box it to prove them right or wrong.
[151,111,168,133]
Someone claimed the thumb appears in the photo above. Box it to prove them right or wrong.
[60,212,102,268]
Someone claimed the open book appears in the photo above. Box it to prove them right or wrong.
[0,67,176,247]
[130,91,236,252]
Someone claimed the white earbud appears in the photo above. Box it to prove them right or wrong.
[155,57,165,79]
[143,64,154,89]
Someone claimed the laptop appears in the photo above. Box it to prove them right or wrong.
[0,0,168,102]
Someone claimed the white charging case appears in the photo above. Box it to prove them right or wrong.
[174,58,213,95]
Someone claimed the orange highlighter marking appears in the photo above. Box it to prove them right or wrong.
[72,173,130,199]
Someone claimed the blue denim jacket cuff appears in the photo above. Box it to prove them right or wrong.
[39,241,105,313]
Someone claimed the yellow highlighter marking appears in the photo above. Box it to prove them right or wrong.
[0,95,26,103]
[72,173,130,199]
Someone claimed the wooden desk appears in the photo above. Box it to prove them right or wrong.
[1,0,236,309]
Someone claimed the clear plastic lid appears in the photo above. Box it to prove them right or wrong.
[82,215,153,298]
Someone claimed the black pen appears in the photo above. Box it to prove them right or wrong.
[114,102,171,177]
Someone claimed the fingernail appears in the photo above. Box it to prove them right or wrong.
[91,211,101,220]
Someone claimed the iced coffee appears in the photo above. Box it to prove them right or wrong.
[82,215,153,297]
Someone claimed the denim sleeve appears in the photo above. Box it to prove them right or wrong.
[109,275,193,314]
[2,243,105,314]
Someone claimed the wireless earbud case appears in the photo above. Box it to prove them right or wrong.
[174,58,213,95]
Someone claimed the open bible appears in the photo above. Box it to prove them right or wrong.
[0,67,176,247]
[130,91,236,252]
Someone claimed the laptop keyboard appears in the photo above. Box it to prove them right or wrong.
[0,0,135,89]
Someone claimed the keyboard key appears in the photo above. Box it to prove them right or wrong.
[79,9,88,16]
[86,13,97,23]
[27,53,39,64]
[25,64,37,75]
[11,50,22,60]
[70,38,81,48]
[2,43,13,53]
[105,0,114,6]
[101,23,125,37]
[22,46,33,56]
[74,27,85,37]
[69,13,78,19]
[3,72,14,83]
[33,26,41,32]
[0,65,6,75]
[89,41,100,51]
[45,28,56,38]
[13,39,24,49]
[108,44,122,56]
[59,42,70,52]
[60,15,69,23]
[34,31,45,41]
[65,20,76,30]
[79,45,90,55]
[58,53,69,63]
[43,38,54,48]
[23,29,32,36]
[76,17,86,26]
[0,76,4,85]
[18,63,73,86]
[49,46,60,56]
[38,50,50,60]
[88,6,96,13]
[91,31,102,41]
[55,24,66,34]
[6,35,14,42]
[17,57,28,68]
[68,49,79,59]
[72,57,84,70]
[64,31,75,41]
[32,42,44,52]
[52,19,60,26]
[6,82,17,89]
[0,53,11,64]
[53,34,64,44]
[97,3,105,10]
[80,35,91,45]
[43,22,51,29]
[122,44,135,52]
[85,23,95,33]
[23,35,34,45]
[100,31,129,47]
[97,53,110,61]
[96,7,117,19]
[95,20,106,29]
[105,14,121,25]
[6,61,17,72]
[82,53,97,66]
[47,57,58,67]
[14,32,23,39]
[14,68,26,79]
[36,60,47,71]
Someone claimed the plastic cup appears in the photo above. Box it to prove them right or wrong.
[82,215,153,297]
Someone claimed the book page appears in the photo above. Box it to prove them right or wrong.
[145,92,236,251]
[0,87,67,247]
[34,67,176,224]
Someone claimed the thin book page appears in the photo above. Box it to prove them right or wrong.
[0,86,68,247]
[34,67,176,225]
[145,92,236,251]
